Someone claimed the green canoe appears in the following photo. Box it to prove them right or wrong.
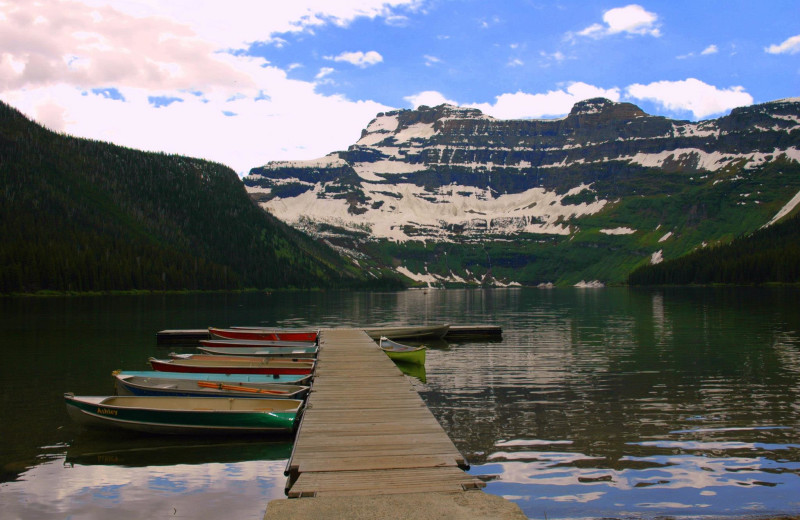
[64,393,303,435]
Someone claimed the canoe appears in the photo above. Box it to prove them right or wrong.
[168,353,315,363]
[149,356,315,375]
[64,393,304,435]
[199,339,317,349]
[364,324,449,340]
[380,336,427,365]
[196,346,318,358]
[208,327,318,343]
[113,370,311,386]
[114,373,310,399]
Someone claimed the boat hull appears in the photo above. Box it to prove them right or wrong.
[208,327,318,342]
[364,324,449,340]
[380,337,427,365]
[384,348,426,365]
[64,394,303,435]
[113,370,311,386]
[199,339,317,349]
[196,346,318,358]
[114,374,309,399]
[149,357,315,375]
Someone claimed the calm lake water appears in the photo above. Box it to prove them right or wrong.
[1,288,799,519]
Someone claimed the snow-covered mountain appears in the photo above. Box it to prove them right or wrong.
[244,98,800,286]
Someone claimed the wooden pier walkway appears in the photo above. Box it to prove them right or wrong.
[264,328,528,519]
[285,328,483,497]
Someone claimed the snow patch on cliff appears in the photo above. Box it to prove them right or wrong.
[765,188,800,227]
[600,227,636,235]
[261,181,607,242]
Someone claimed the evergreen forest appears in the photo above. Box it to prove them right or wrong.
[0,101,377,294]
[627,212,800,285]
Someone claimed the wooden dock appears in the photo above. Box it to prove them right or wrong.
[285,329,483,497]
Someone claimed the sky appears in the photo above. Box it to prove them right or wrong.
[1,1,798,174]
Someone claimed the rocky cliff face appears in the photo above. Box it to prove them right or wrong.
[244,98,800,286]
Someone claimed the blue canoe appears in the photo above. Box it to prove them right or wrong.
[113,370,312,386]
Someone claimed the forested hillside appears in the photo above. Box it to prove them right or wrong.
[0,101,371,294]
[627,213,800,285]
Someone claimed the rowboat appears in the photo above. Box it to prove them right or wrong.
[208,327,318,343]
[114,373,310,399]
[380,336,427,365]
[113,370,311,386]
[196,345,318,358]
[364,324,449,340]
[64,393,304,435]
[199,339,317,349]
[149,356,315,375]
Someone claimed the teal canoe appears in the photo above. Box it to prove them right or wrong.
[64,393,304,435]
[112,370,312,386]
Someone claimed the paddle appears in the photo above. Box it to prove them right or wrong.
[197,381,289,395]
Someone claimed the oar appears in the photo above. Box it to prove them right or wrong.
[197,381,289,395]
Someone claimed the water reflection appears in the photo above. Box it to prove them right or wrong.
[2,288,800,519]
[2,453,288,520]
[65,434,292,467]
[413,287,800,518]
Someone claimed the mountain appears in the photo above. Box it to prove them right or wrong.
[0,101,372,294]
[244,98,800,286]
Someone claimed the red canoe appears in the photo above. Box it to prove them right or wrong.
[199,339,317,349]
[208,327,318,343]
[149,356,315,375]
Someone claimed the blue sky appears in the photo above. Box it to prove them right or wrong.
[1,1,798,173]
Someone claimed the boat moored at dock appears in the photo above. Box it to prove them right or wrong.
[379,337,427,365]
[363,324,449,340]
[64,393,304,435]
[114,373,310,399]
[196,345,318,358]
[112,370,312,386]
[208,327,318,343]
[149,356,315,375]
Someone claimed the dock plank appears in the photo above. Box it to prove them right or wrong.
[284,329,479,497]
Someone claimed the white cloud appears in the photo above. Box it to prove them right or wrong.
[467,82,621,119]
[72,0,423,48]
[404,90,459,108]
[576,4,660,39]
[0,0,399,173]
[315,67,335,80]
[701,44,718,55]
[424,55,442,66]
[328,50,383,68]
[677,44,718,60]
[765,34,800,55]
[540,50,567,64]
[625,78,753,119]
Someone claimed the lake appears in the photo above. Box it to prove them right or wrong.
[1,287,799,519]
